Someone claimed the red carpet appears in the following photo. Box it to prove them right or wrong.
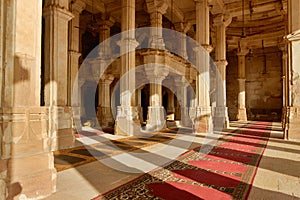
[93,122,270,200]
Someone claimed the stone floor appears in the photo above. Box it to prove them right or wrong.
[44,122,300,200]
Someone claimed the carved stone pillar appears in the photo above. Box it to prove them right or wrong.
[174,22,191,59]
[145,65,169,131]
[279,43,288,135]
[97,74,114,128]
[236,49,248,121]
[175,77,192,127]
[0,0,56,199]
[115,0,140,136]
[285,0,300,140]
[43,0,74,150]
[193,0,213,133]
[68,0,86,132]
[98,17,115,57]
[146,0,168,49]
[167,89,175,120]
[213,13,231,130]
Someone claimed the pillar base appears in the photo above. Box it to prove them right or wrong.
[287,106,300,140]
[146,106,166,131]
[237,108,248,121]
[213,107,229,131]
[97,106,114,128]
[115,106,141,136]
[48,106,75,150]
[181,107,192,127]
[193,106,212,133]
[0,107,56,199]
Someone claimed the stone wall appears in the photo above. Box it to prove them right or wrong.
[226,47,283,121]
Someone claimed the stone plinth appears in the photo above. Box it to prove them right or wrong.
[0,107,56,199]
[115,106,140,136]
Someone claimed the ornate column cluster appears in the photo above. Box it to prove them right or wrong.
[193,0,213,132]
[146,0,168,49]
[213,13,231,130]
[236,48,248,121]
[115,0,140,135]
[145,64,169,130]
[43,0,75,150]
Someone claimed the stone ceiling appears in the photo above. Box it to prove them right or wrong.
[81,0,286,51]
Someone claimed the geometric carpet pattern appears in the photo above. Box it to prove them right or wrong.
[93,121,271,200]
[54,131,177,172]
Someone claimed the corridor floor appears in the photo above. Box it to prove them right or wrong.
[44,122,300,200]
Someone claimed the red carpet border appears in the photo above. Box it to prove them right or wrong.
[93,122,271,200]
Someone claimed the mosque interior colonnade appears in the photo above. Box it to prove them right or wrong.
[2,0,300,199]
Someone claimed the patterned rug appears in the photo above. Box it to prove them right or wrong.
[54,130,178,172]
[93,121,271,200]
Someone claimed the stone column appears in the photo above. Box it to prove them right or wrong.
[279,43,288,135]
[285,0,300,139]
[43,0,74,150]
[97,74,114,128]
[68,0,86,131]
[145,65,169,130]
[98,17,115,57]
[213,13,231,130]
[0,0,56,199]
[136,87,144,123]
[94,18,115,128]
[115,0,140,136]
[193,0,213,133]
[167,89,175,120]
[175,77,192,127]
[236,49,248,121]
[146,0,168,49]
[174,22,191,59]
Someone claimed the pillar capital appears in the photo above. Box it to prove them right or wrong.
[174,76,189,87]
[43,4,74,21]
[97,16,115,29]
[193,44,213,53]
[145,0,168,14]
[70,0,86,14]
[145,64,169,81]
[213,13,232,27]
[214,60,228,68]
[44,0,69,9]
[100,74,115,83]
[174,22,192,34]
[236,48,249,56]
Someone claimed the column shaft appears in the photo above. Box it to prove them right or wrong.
[213,13,231,130]
[237,52,247,121]
[98,75,114,127]
[193,0,212,133]
[115,0,140,135]
[0,0,56,198]
[43,0,75,150]
[285,0,300,139]
[68,1,85,132]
